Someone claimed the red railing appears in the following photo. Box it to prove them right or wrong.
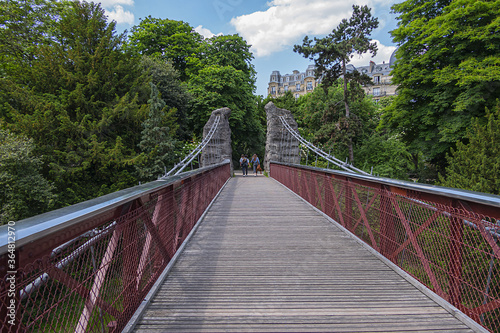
[271,162,500,332]
[0,162,230,332]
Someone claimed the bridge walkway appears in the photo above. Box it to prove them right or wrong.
[132,175,477,332]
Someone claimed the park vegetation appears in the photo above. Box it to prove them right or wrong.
[1,0,499,223]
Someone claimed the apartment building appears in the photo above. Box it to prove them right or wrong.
[268,64,320,99]
[268,50,398,102]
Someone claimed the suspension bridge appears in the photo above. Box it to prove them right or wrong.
[0,102,499,332]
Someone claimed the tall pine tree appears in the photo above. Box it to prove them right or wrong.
[294,5,378,163]
[136,83,177,181]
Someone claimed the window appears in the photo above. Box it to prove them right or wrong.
[295,94,299,99]
[301,74,305,79]
[296,83,301,91]
[373,76,380,84]
[284,85,288,92]
[271,86,276,95]
[286,77,289,82]
[373,87,380,96]
[306,81,313,90]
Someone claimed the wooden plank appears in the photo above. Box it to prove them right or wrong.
[133,176,482,332]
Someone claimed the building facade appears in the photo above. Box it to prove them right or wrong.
[268,65,320,99]
[267,50,398,102]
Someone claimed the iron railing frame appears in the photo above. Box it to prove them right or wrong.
[0,160,231,332]
[271,161,500,332]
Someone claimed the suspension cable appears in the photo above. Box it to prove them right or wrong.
[163,115,221,177]
[278,116,369,175]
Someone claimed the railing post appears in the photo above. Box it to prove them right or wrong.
[379,187,397,260]
[448,212,464,307]
[345,179,353,231]
[121,201,141,328]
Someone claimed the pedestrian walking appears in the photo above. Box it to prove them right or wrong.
[250,154,260,177]
[240,154,249,176]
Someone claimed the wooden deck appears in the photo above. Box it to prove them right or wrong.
[132,175,480,332]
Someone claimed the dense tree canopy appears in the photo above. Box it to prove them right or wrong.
[1,0,147,207]
[0,129,56,223]
[439,103,500,195]
[381,0,500,171]
[185,34,263,159]
[127,16,203,80]
[0,2,265,220]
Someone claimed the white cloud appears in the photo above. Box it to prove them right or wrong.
[349,40,397,67]
[194,25,223,39]
[104,5,134,25]
[231,0,391,58]
[99,0,134,7]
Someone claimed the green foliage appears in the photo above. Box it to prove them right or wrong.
[128,19,265,163]
[127,16,203,80]
[0,129,56,224]
[1,0,146,208]
[185,34,264,163]
[438,103,500,195]
[381,0,500,171]
[294,5,378,162]
[356,133,412,179]
[295,82,376,159]
[0,5,265,218]
[286,81,412,178]
[140,56,192,140]
[188,34,256,80]
[294,5,378,91]
[135,83,177,181]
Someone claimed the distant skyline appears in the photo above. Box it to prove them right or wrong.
[99,0,399,96]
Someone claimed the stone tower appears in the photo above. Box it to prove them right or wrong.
[264,102,300,172]
[201,107,233,174]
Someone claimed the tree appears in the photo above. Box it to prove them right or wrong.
[294,5,379,163]
[295,81,376,167]
[0,129,56,224]
[381,0,500,172]
[140,56,192,140]
[188,34,256,80]
[187,65,264,160]
[1,1,147,207]
[135,83,177,181]
[127,16,203,80]
[438,103,500,195]
[186,34,264,163]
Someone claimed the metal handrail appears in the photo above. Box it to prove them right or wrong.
[272,161,500,238]
[278,116,369,175]
[271,161,500,209]
[0,160,230,255]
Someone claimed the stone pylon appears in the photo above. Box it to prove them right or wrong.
[200,107,233,174]
[264,102,300,172]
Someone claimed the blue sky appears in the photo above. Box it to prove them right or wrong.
[99,0,399,96]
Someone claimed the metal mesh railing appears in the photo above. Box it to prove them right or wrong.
[0,162,230,332]
[271,162,500,332]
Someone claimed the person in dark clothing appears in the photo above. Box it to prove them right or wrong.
[240,154,249,176]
